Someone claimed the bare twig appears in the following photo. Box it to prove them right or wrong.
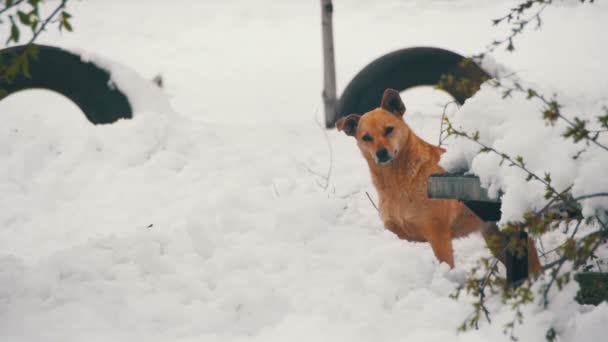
[533,185,574,219]
[439,101,458,147]
[474,0,553,59]
[313,104,334,190]
[543,220,583,309]
[365,191,378,211]
[0,0,25,17]
[446,122,560,196]
[477,258,500,324]
[533,93,608,152]
[572,192,608,202]
[485,80,608,153]
[28,0,68,44]
[339,189,361,199]
[272,182,280,197]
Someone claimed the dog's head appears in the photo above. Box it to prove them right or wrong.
[336,89,409,165]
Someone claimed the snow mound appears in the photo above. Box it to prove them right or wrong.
[78,50,174,116]
[441,81,608,222]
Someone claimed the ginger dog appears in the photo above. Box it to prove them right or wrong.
[337,89,540,271]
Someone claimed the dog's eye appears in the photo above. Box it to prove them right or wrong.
[362,134,373,142]
[384,126,394,136]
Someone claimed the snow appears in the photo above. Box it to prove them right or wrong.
[440,81,608,222]
[1,0,608,341]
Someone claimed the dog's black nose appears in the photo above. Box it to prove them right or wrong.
[376,148,390,163]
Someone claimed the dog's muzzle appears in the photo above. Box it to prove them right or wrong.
[375,147,393,164]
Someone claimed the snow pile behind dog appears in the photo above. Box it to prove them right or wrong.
[1,0,608,341]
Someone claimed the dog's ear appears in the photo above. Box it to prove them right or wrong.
[336,114,361,137]
[380,88,406,116]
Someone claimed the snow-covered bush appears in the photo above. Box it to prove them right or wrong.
[437,1,607,340]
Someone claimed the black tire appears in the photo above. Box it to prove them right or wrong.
[0,44,132,124]
[336,47,489,123]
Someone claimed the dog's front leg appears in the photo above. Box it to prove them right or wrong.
[427,227,455,268]
[384,219,410,240]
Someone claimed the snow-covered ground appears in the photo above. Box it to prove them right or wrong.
[1,0,607,341]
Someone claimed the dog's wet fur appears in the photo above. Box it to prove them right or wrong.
[337,89,540,271]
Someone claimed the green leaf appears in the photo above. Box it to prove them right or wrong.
[506,38,515,52]
[543,108,559,123]
[63,20,73,32]
[30,18,39,33]
[59,11,74,32]
[472,131,480,141]
[6,16,21,44]
[27,0,41,7]
[4,56,20,82]
[20,54,31,78]
[598,111,608,129]
[27,44,39,60]
[17,10,30,25]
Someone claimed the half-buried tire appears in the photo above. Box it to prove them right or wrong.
[336,47,489,124]
[0,44,132,124]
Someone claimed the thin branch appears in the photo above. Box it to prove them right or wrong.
[588,128,608,134]
[539,221,608,307]
[541,219,582,308]
[477,258,500,324]
[446,122,559,195]
[534,94,608,152]
[572,192,608,202]
[537,235,548,261]
[481,58,608,155]
[365,191,378,211]
[538,220,608,270]
[305,165,327,179]
[474,0,553,58]
[306,104,333,189]
[27,0,67,44]
[313,103,333,190]
[272,182,280,197]
[0,0,25,17]
[533,185,574,218]
[439,101,458,147]
[597,216,608,231]
[339,189,361,199]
